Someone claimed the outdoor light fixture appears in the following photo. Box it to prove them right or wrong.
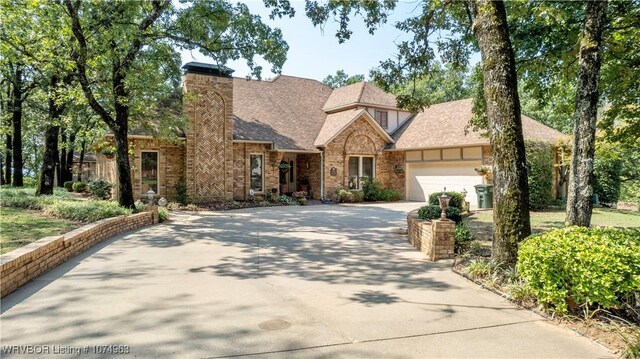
[438,187,451,220]
[146,189,156,204]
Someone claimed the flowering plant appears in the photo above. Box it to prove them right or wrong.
[291,191,307,199]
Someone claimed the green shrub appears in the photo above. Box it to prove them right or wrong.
[336,189,364,203]
[518,226,640,315]
[594,146,622,205]
[466,259,492,278]
[454,223,475,253]
[44,200,132,222]
[63,181,74,192]
[361,177,400,202]
[87,180,112,199]
[428,191,464,210]
[417,205,462,223]
[278,195,297,205]
[134,200,145,212]
[175,181,189,204]
[525,140,554,210]
[507,282,536,305]
[158,207,169,222]
[72,181,86,193]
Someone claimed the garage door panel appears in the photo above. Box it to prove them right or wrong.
[408,163,483,209]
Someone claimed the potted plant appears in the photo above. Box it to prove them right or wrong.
[101,147,115,159]
[298,178,309,192]
[279,161,290,173]
[475,165,493,182]
[292,191,307,205]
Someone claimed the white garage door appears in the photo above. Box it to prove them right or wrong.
[407,163,483,209]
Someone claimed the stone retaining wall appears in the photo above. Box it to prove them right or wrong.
[0,210,158,298]
[407,210,455,261]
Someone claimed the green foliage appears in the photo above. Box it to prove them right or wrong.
[518,227,640,315]
[506,282,536,305]
[466,259,492,279]
[322,70,365,88]
[335,189,364,203]
[175,181,189,205]
[454,223,475,253]
[417,205,462,224]
[72,181,86,193]
[361,177,400,202]
[594,142,623,205]
[44,200,132,223]
[428,191,465,210]
[63,181,74,192]
[158,207,169,222]
[87,180,112,200]
[134,200,145,213]
[525,141,554,210]
[278,195,297,205]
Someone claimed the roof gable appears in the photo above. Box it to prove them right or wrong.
[314,109,394,147]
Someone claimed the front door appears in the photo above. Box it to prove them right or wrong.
[280,154,296,194]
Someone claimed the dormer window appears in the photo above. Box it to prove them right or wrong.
[375,110,388,129]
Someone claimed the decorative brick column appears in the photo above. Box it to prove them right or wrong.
[430,219,455,261]
[183,66,234,202]
[407,210,455,261]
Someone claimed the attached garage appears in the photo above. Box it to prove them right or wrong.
[405,147,485,209]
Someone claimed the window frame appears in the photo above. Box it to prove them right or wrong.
[375,110,388,129]
[140,150,160,194]
[249,153,265,193]
[348,155,375,190]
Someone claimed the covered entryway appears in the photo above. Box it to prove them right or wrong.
[407,162,483,208]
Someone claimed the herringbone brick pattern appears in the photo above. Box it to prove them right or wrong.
[195,90,226,198]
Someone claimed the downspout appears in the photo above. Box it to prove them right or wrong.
[320,150,324,201]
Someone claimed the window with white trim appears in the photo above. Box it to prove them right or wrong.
[348,156,374,190]
[375,110,388,129]
[250,154,264,192]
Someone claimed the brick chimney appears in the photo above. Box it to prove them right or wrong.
[182,62,234,202]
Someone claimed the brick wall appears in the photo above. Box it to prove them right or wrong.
[183,72,234,202]
[377,151,406,199]
[296,153,321,199]
[95,137,185,202]
[407,210,455,261]
[323,116,389,200]
[0,211,158,298]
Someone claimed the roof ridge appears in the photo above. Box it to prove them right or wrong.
[356,82,367,103]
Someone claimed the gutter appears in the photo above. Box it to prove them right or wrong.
[320,150,324,200]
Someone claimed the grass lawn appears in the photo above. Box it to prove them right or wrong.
[465,208,640,241]
[0,207,80,255]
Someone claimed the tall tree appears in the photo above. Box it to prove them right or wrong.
[63,0,290,208]
[566,0,608,226]
[322,70,365,88]
[300,0,530,265]
[472,0,531,264]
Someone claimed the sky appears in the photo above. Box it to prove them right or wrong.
[180,1,435,82]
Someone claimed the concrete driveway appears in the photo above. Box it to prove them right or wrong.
[1,203,612,358]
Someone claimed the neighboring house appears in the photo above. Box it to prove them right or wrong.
[72,152,97,182]
[95,62,565,207]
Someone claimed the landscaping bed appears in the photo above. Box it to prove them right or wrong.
[452,226,640,356]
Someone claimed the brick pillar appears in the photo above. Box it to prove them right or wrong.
[182,68,234,202]
[430,219,455,260]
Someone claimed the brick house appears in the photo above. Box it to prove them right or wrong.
[95,62,565,207]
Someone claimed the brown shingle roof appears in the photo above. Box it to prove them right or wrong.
[390,98,566,150]
[322,82,398,112]
[232,75,332,151]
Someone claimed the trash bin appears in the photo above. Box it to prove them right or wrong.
[474,184,494,209]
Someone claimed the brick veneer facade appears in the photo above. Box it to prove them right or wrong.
[96,137,185,202]
[407,209,455,261]
[322,116,405,200]
[0,210,158,298]
[183,72,234,202]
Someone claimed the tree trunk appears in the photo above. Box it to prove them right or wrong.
[36,76,63,196]
[113,125,135,208]
[77,140,86,182]
[11,67,24,187]
[3,134,10,186]
[566,0,607,227]
[473,0,531,267]
[64,132,76,183]
[59,131,67,186]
